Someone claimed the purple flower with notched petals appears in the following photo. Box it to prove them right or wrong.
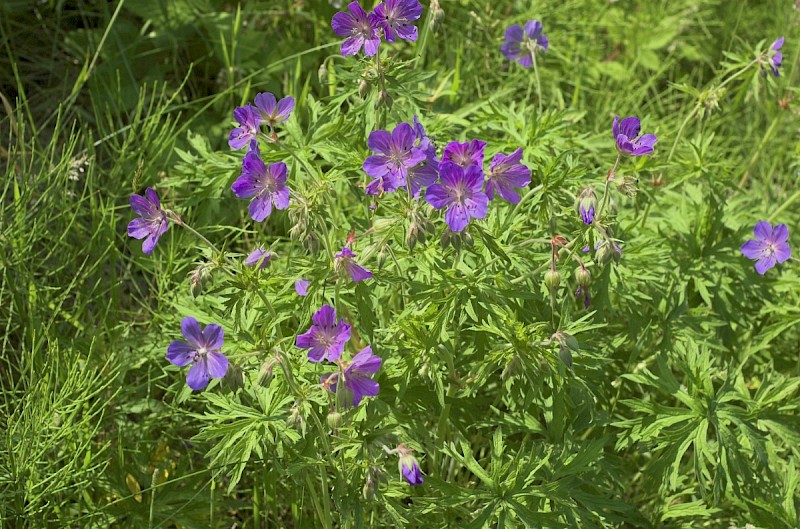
[254,92,294,126]
[613,116,658,156]
[501,20,549,68]
[295,278,310,296]
[332,1,381,57]
[228,105,262,150]
[486,148,531,204]
[374,0,422,42]
[167,317,229,391]
[363,122,426,195]
[769,37,784,77]
[442,140,487,170]
[128,188,169,255]
[741,221,791,275]
[335,247,373,282]
[320,346,381,406]
[296,304,352,362]
[244,248,272,270]
[425,162,489,232]
[231,151,290,222]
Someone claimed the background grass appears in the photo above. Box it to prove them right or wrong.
[1,0,799,527]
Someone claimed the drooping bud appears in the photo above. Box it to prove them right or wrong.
[377,89,393,110]
[318,61,329,84]
[288,402,306,435]
[326,410,343,431]
[575,266,591,288]
[358,79,370,98]
[501,355,522,380]
[189,265,212,298]
[362,466,383,500]
[544,269,561,291]
[575,187,597,225]
[430,0,444,23]
[396,445,424,486]
[551,331,579,368]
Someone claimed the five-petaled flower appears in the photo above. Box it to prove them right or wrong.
[613,116,658,156]
[167,317,229,390]
[501,20,549,68]
[486,148,531,204]
[741,221,791,275]
[128,188,169,255]
[320,346,382,406]
[254,92,295,127]
[228,105,262,150]
[244,248,273,270]
[363,122,426,195]
[425,162,489,232]
[768,37,784,77]
[332,1,381,57]
[335,247,373,282]
[296,304,352,362]
[374,0,423,42]
[231,151,290,222]
[442,139,487,170]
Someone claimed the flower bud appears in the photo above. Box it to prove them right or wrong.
[318,62,328,84]
[358,79,370,98]
[326,410,343,431]
[257,357,277,386]
[595,242,613,265]
[377,89,393,110]
[575,187,597,225]
[189,265,211,298]
[575,267,591,288]
[396,446,424,486]
[501,355,522,380]
[430,0,444,22]
[288,402,306,435]
[544,269,561,291]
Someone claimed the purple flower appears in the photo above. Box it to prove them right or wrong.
[374,0,422,42]
[575,285,591,309]
[254,92,294,126]
[335,247,373,282]
[244,248,272,270]
[442,140,487,169]
[320,346,381,406]
[486,148,531,204]
[228,105,262,150]
[231,151,290,222]
[296,304,352,362]
[128,188,169,255]
[501,20,549,68]
[396,446,424,485]
[741,221,791,275]
[167,317,228,390]
[295,278,310,296]
[425,162,489,232]
[576,187,597,225]
[363,122,426,195]
[769,37,784,77]
[407,115,439,197]
[613,116,658,156]
[332,1,381,57]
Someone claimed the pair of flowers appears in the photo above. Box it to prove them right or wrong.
[332,0,422,57]
[296,305,381,407]
[229,92,296,223]
[363,119,531,232]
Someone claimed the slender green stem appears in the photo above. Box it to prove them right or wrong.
[531,51,542,113]
[595,153,620,222]
[738,116,780,188]
[170,212,224,255]
[276,140,316,180]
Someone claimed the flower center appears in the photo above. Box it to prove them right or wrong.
[315,329,337,349]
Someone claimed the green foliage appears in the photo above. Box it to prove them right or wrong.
[1,0,799,527]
